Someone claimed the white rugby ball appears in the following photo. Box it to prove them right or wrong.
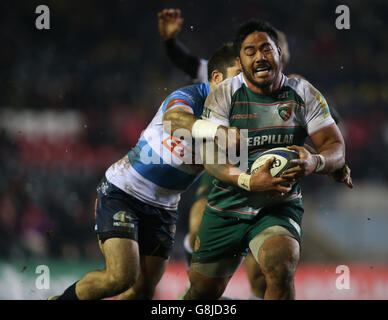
[251,147,299,177]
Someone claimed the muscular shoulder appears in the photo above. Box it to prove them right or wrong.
[211,73,245,101]
[204,74,244,111]
[283,76,323,106]
[162,83,210,117]
[201,75,244,125]
[168,83,207,105]
[283,76,334,134]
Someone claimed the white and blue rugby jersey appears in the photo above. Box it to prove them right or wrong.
[105,83,210,210]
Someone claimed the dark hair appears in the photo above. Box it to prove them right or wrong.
[207,42,237,81]
[234,19,279,55]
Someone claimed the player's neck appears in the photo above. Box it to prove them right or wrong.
[244,73,283,95]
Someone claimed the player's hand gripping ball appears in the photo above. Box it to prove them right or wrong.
[251,147,299,178]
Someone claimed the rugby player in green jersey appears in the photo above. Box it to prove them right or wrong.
[161,11,352,300]
[176,19,347,300]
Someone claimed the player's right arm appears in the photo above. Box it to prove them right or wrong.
[202,148,292,195]
[163,106,199,135]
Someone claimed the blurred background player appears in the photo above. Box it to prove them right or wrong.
[158,8,208,84]
[158,8,352,300]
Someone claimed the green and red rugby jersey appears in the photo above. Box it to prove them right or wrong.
[202,73,335,219]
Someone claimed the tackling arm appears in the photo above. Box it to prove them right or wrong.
[310,124,346,173]
[162,107,290,194]
[162,106,240,152]
[162,106,199,136]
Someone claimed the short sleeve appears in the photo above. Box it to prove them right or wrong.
[295,79,335,136]
[306,91,335,135]
[161,89,196,115]
[201,79,233,127]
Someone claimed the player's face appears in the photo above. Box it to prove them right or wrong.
[238,31,282,90]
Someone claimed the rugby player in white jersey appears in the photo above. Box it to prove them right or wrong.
[49,40,294,300]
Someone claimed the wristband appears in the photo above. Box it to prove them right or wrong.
[192,119,219,140]
[313,154,326,173]
[238,173,251,191]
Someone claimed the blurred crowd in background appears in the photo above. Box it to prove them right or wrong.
[0,0,387,262]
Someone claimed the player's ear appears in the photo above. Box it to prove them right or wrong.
[276,45,283,71]
[211,70,223,84]
[236,57,242,69]
[277,45,282,60]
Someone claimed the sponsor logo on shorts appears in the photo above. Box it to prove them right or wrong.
[113,211,134,228]
[97,181,109,195]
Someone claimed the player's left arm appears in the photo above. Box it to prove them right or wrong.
[281,82,346,179]
[283,124,345,178]
[163,106,198,135]
[302,143,353,188]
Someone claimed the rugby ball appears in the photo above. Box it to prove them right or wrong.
[251,147,299,177]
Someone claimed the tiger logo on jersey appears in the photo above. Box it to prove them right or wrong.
[278,105,292,121]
